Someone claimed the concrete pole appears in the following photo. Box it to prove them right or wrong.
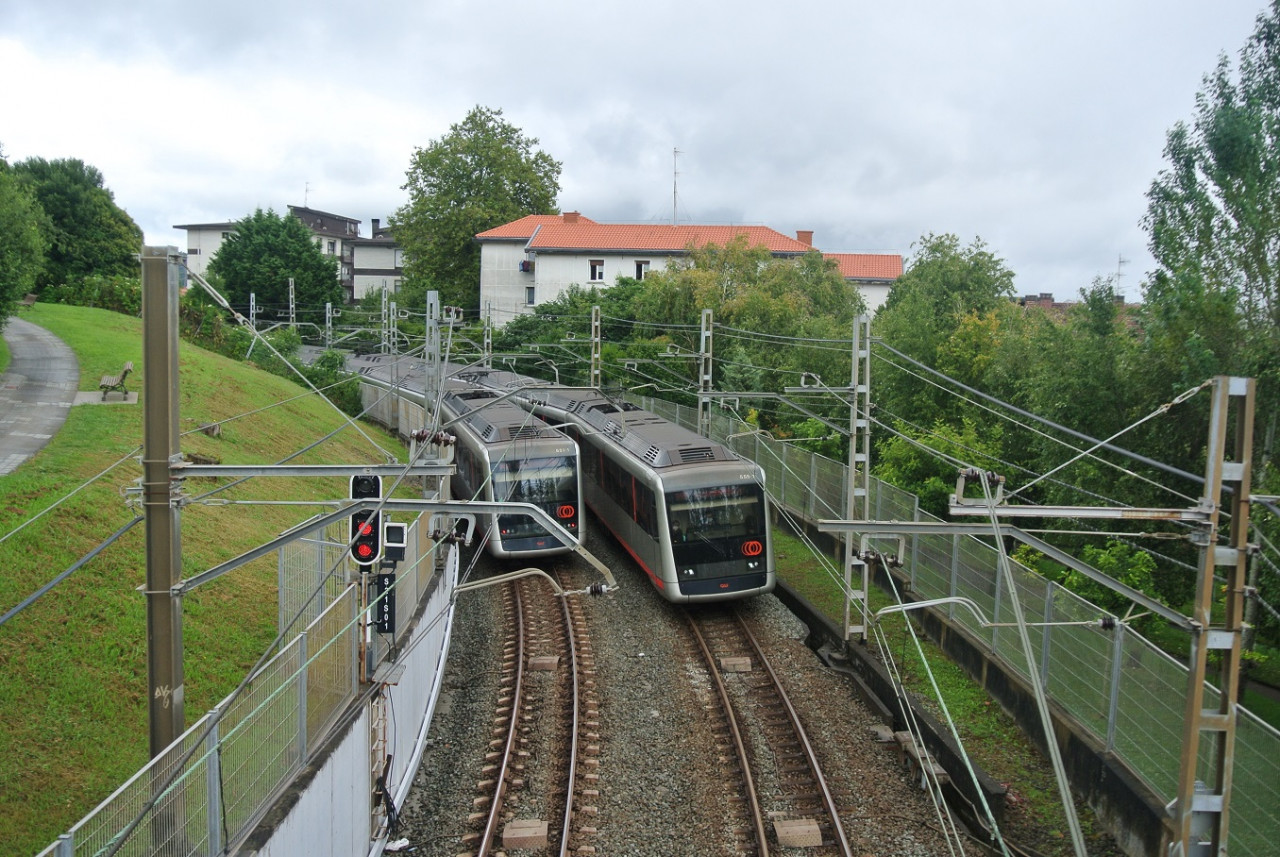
[141,246,185,758]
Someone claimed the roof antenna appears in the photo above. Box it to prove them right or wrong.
[672,148,680,226]
[304,181,311,207]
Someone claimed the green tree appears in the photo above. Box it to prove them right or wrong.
[1141,0,1280,475]
[0,158,47,321]
[206,208,344,313]
[872,233,1017,428]
[12,157,141,289]
[875,418,1004,518]
[393,106,562,312]
[998,279,1147,507]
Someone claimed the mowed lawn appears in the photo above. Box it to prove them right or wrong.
[0,304,405,855]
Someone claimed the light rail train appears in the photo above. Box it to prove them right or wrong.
[461,368,775,603]
[436,375,583,559]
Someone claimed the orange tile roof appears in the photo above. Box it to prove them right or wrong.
[477,214,597,240]
[824,253,902,281]
[477,212,812,254]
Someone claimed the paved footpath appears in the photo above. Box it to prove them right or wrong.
[0,317,80,476]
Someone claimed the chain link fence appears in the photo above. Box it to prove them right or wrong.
[641,395,1280,856]
[40,513,442,857]
[42,583,358,857]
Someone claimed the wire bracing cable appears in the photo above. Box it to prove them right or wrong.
[873,341,1207,488]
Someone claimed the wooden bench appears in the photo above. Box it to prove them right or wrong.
[18,293,37,310]
[99,361,134,400]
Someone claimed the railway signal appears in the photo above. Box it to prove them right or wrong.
[349,475,383,569]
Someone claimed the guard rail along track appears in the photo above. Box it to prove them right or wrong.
[686,606,854,856]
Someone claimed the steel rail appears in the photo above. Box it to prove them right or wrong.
[555,570,582,856]
[687,611,771,856]
[733,609,855,857]
[477,583,525,855]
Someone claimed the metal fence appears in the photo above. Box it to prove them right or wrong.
[642,396,1280,856]
[41,513,442,857]
[42,585,359,857]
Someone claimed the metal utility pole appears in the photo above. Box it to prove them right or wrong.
[698,309,713,438]
[672,147,681,225]
[288,278,296,328]
[141,246,184,758]
[424,291,441,415]
[483,304,493,368]
[843,316,872,641]
[1173,376,1255,856]
[590,306,602,391]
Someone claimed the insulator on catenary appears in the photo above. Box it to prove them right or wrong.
[411,429,456,445]
[428,530,466,544]
[1099,616,1117,630]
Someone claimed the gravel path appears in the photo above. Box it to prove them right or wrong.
[399,532,958,855]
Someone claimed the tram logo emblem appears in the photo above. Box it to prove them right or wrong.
[741,540,763,557]
[557,504,576,519]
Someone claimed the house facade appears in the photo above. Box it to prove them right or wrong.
[175,206,402,303]
[476,211,901,323]
[172,220,237,279]
[351,218,405,300]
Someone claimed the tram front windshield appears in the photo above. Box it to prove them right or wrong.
[666,484,765,560]
[494,455,578,538]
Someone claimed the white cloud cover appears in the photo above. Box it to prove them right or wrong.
[0,0,1266,300]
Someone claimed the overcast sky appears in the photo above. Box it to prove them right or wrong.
[0,1,1267,301]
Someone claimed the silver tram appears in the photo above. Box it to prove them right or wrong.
[438,377,583,559]
[475,371,774,603]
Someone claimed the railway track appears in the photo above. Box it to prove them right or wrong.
[464,567,595,856]
[686,606,855,857]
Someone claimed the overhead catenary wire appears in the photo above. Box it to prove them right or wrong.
[184,263,399,463]
[872,340,1207,487]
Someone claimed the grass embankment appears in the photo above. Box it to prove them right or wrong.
[0,305,406,855]
[775,529,1120,854]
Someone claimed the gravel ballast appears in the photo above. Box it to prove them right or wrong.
[398,532,957,855]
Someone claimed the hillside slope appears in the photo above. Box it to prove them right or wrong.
[0,305,406,854]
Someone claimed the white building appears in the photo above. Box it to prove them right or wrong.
[174,206,400,303]
[476,211,901,323]
[351,218,405,300]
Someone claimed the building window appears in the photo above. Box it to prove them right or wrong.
[221,231,231,239]
[525,286,536,306]
[327,240,337,255]
[589,259,605,282]
[635,260,650,280]
[187,248,200,255]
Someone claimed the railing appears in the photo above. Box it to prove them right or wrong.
[42,514,440,857]
[642,396,1280,857]
[42,584,358,857]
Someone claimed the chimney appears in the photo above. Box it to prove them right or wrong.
[564,211,580,224]
[796,230,814,247]
[372,218,380,234]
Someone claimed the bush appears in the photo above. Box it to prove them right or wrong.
[44,274,142,316]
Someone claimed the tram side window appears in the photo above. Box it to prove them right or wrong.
[634,482,657,537]
[581,442,600,481]
[454,446,476,495]
[602,456,628,513]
